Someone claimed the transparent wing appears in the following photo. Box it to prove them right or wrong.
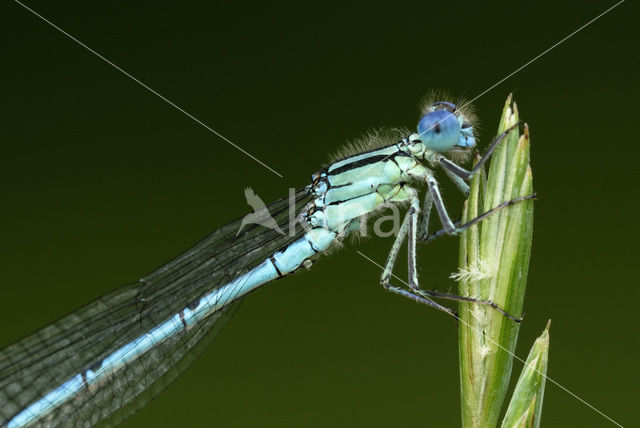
[0,188,312,427]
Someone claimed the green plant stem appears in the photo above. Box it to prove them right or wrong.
[458,95,535,428]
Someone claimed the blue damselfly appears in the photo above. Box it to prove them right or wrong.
[0,96,531,427]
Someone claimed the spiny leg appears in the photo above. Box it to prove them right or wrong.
[381,190,422,283]
[407,193,420,287]
[438,122,520,182]
[379,192,458,318]
[442,167,470,197]
[426,174,457,234]
[378,191,520,321]
[403,187,523,322]
[415,288,521,322]
[382,284,458,318]
[421,194,536,244]
[380,204,411,286]
[417,189,434,242]
[425,173,536,239]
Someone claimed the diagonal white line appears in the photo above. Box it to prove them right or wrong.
[351,0,626,182]
[13,0,284,178]
[356,250,625,428]
[460,0,626,110]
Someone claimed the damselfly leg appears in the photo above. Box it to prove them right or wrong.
[379,189,524,321]
[379,193,457,318]
[422,194,536,244]
[437,122,521,183]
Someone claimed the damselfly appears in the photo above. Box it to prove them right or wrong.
[0,96,531,427]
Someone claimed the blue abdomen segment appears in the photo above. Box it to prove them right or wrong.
[273,228,335,273]
[7,227,336,428]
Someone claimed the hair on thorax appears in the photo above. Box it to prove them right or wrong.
[326,127,410,166]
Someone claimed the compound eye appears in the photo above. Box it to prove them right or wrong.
[417,110,461,152]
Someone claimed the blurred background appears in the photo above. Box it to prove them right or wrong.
[1,1,635,427]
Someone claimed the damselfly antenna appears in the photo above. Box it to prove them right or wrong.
[454,89,468,111]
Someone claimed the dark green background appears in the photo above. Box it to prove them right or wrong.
[1,1,635,427]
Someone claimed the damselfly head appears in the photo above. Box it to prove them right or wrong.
[417,101,476,153]
[416,91,478,154]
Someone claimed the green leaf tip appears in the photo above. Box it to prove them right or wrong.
[501,322,550,428]
[458,96,535,428]
[509,396,537,428]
